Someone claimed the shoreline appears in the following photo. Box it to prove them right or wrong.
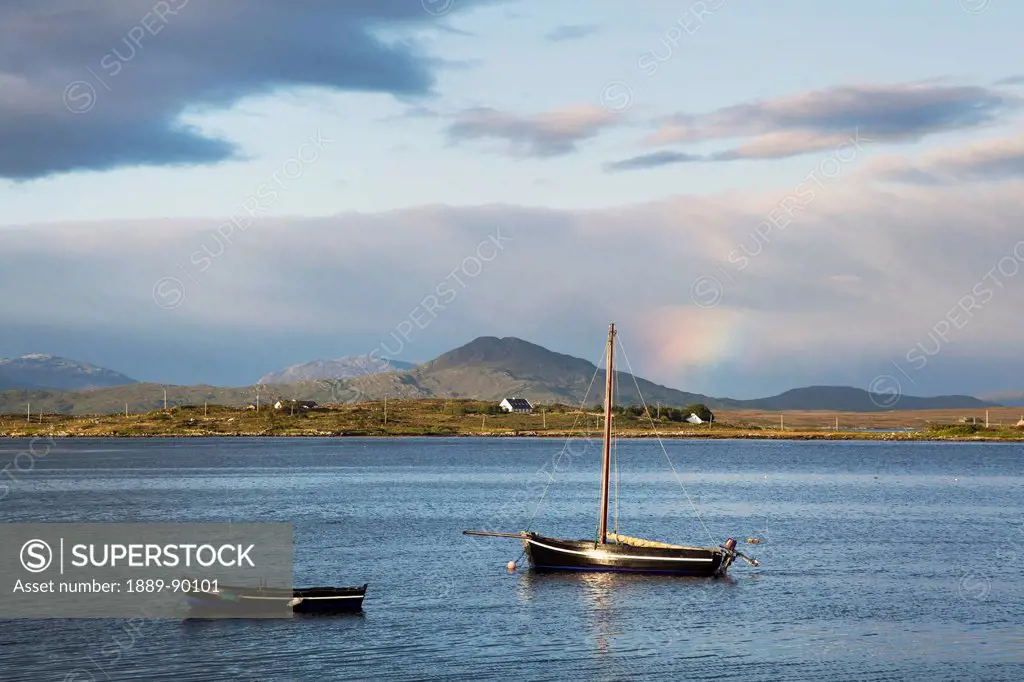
[2,430,1020,442]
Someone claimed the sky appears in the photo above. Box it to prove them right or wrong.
[1,0,1023,399]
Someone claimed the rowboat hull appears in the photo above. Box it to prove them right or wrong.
[186,584,367,617]
[523,533,730,577]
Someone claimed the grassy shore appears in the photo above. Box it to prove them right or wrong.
[1,399,1022,441]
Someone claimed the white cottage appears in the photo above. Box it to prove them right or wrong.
[499,397,533,413]
[274,399,317,411]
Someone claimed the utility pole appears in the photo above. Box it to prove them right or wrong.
[780,414,784,430]
[986,410,989,428]
[542,408,546,429]
[657,402,661,419]
[163,388,168,411]
[835,415,838,431]
[256,386,260,412]
[204,401,207,417]
[125,402,129,418]
[27,402,30,423]
[482,414,485,430]
[384,395,387,424]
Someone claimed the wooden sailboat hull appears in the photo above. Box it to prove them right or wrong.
[522,534,730,577]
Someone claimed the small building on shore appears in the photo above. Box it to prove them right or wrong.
[499,397,533,413]
[274,399,318,411]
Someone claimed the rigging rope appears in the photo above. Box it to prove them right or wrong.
[525,341,606,533]
[616,336,718,547]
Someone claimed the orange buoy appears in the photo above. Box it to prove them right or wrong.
[746,537,761,544]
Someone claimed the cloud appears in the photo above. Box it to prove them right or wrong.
[446,105,619,157]
[543,24,599,42]
[996,75,1024,86]
[863,131,1024,184]
[608,83,1018,170]
[3,164,1023,396]
[604,150,703,172]
[379,105,443,122]
[0,0,503,180]
[707,130,866,160]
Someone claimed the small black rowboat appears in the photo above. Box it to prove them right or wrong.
[186,583,367,616]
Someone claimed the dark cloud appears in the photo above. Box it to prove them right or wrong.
[621,83,1018,168]
[653,84,1013,143]
[0,0,502,179]
[604,150,702,172]
[446,105,618,157]
[543,24,599,42]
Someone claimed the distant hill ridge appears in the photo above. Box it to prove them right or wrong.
[733,385,994,412]
[0,354,137,391]
[978,390,1024,406]
[258,356,416,384]
[0,338,1001,414]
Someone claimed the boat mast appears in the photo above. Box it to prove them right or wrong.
[598,322,615,544]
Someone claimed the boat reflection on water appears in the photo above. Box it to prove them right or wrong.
[514,569,737,604]
[514,569,738,670]
[579,572,618,659]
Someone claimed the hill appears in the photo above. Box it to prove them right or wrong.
[732,385,999,412]
[0,354,137,391]
[258,356,416,384]
[978,390,1024,406]
[0,338,1004,415]
[342,336,723,407]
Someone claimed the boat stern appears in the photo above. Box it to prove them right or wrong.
[717,537,758,575]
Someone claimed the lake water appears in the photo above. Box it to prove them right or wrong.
[1,437,1022,681]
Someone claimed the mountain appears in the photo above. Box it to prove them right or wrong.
[0,339,1004,415]
[731,386,999,412]
[978,390,1024,406]
[258,356,416,384]
[340,336,723,406]
[0,355,137,391]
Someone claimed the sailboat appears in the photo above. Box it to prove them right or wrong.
[464,323,758,577]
